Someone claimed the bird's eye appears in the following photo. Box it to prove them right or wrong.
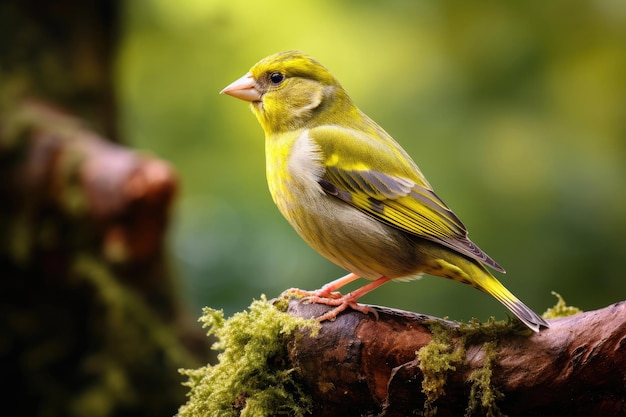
[269,72,285,84]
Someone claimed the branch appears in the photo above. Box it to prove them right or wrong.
[2,99,177,263]
[287,299,626,417]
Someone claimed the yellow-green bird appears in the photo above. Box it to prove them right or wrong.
[221,51,549,332]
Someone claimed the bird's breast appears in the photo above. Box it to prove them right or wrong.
[266,130,325,214]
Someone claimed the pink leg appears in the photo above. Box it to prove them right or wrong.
[315,272,361,296]
[287,272,360,299]
[308,276,393,322]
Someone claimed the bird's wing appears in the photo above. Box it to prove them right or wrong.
[310,125,505,272]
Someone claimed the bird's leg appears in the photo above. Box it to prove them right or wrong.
[308,276,393,322]
[287,272,360,299]
[314,272,362,297]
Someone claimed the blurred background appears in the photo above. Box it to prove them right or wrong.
[118,0,626,322]
[6,2,623,416]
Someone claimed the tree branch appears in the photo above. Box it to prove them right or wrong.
[287,299,626,417]
[2,99,177,263]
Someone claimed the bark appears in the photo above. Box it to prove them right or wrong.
[287,299,626,417]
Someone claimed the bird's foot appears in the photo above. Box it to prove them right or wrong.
[287,275,392,322]
[305,293,379,322]
[285,287,343,299]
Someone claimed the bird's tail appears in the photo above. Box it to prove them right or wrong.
[475,271,550,332]
[426,256,549,332]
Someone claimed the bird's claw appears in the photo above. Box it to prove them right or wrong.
[305,294,379,322]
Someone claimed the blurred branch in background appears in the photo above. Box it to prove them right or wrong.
[0,1,211,417]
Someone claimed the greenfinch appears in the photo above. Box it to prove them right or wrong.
[221,51,549,332]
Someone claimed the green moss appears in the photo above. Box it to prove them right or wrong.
[463,315,539,341]
[465,341,505,417]
[272,294,291,312]
[178,296,319,417]
[418,322,466,417]
[418,318,518,417]
[543,291,582,319]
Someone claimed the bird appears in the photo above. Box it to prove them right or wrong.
[220,51,549,332]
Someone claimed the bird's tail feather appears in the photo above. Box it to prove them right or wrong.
[467,262,549,332]
[427,257,549,332]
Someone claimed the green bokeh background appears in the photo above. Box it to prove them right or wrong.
[117,0,626,322]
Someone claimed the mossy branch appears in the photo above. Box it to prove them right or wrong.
[179,296,626,417]
[287,298,626,417]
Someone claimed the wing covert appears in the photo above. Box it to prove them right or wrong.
[309,125,505,272]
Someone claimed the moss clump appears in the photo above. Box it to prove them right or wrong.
[418,322,466,417]
[418,317,517,417]
[465,341,505,417]
[178,296,319,417]
[543,291,582,319]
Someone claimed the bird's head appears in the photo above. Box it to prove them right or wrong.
[221,51,352,135]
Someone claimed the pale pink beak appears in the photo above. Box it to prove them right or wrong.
[220,72,262,102]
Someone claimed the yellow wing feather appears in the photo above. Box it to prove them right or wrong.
[311,125,505,273]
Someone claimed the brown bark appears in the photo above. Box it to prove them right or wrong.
[287,299,626,417]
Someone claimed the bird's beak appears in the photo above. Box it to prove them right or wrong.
[220,72,262,102]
